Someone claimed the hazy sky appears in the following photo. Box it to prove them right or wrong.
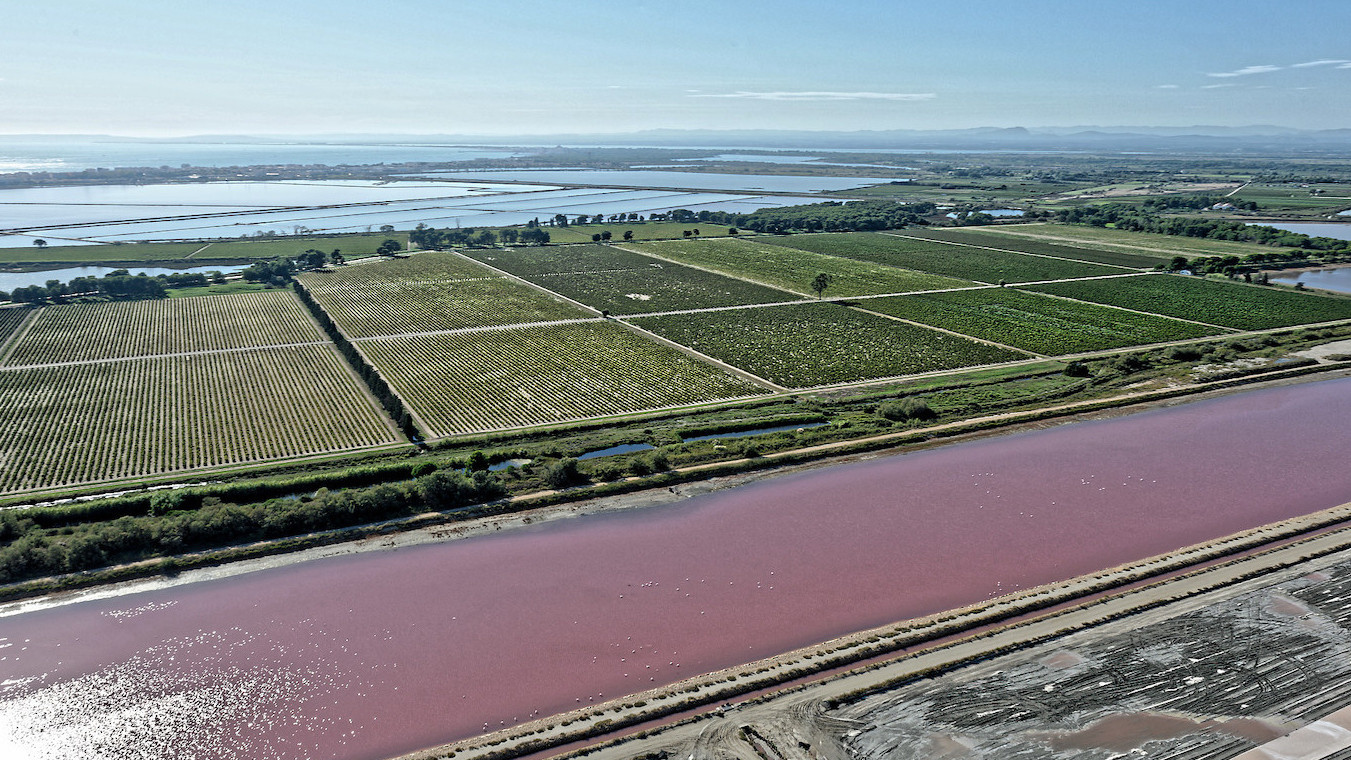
[5,0,1350,136]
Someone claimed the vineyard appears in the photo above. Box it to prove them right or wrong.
[631,302,1028,388]
[1027,274,1351,330]
[532,267,800,315]
[1000,223,1299,260]
[863,288,1226,355]
[297,252,590,338]
[0,345,399,494]
[2,291,324,366]
[630,238,972,296]
[903,227,1164,268]
[758,232,1127,284]
[0,307,32,351]
[464,244,660,276]
[357,321,769,436]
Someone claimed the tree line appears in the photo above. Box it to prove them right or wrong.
[0,468,504,584]
[292,281,421,442]
[1057,202,1351,255]
[2,269,226,304]
[409,225,549,250]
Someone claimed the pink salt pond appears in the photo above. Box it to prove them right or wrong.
[3,378,1351,759]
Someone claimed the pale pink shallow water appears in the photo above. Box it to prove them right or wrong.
[3,378,1351,759]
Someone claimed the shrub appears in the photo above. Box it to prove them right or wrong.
[1063,361,1090,377]
[1163,346,1203,362]
[877,397,937,422]
[647,451,671,472]
[467,451,489,472]
[589,463,627,482]
[544,458,584,488]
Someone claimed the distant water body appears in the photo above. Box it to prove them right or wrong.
[1254,221,1351,241]
[1268,267,1351,295]
[0,141,522,173]
[0,140,1094,175]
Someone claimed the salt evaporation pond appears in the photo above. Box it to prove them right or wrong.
[411,168,892,193]
[4,377,1351,759]
[0,141,523,174]
[0,180,810,247]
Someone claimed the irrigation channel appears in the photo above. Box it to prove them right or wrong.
[3,377,1351,759]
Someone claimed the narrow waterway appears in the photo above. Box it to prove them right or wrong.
[3,378,1351,760]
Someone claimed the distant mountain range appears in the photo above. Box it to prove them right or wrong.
[6,126,1351,153]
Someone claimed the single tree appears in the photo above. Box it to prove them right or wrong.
[811,272,834,299]
[623,230,634,241]
[33,239,47,248]
[376,239,402,257]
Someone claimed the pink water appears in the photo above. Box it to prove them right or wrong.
[4,378,1351,759]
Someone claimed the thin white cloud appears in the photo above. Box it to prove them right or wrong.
[1155,84,1180,89]
[1201,83,1237,89]
[1292,59,1349,68]
[1340,63,1351,69]
[692,91,936,102]
[1207,64,1282,78]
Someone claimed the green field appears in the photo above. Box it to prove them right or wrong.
[1027,274,1351,330]
[757,232,1125,284]
[904,228,1162,268]
[629,237,972,296]
[298,252,590,338]
[0,345,399,494]
[0,232,410,266]
[466,244,796,315]
[995,224,1286,260]
[359,321,768,436]
[632,302,1028,388]
[863,288,1226,355]
[2,291,324,366]
[165,281,275,299]
[0,242,209,265]
[195,233,411,261]
[1229,183,1351,213]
